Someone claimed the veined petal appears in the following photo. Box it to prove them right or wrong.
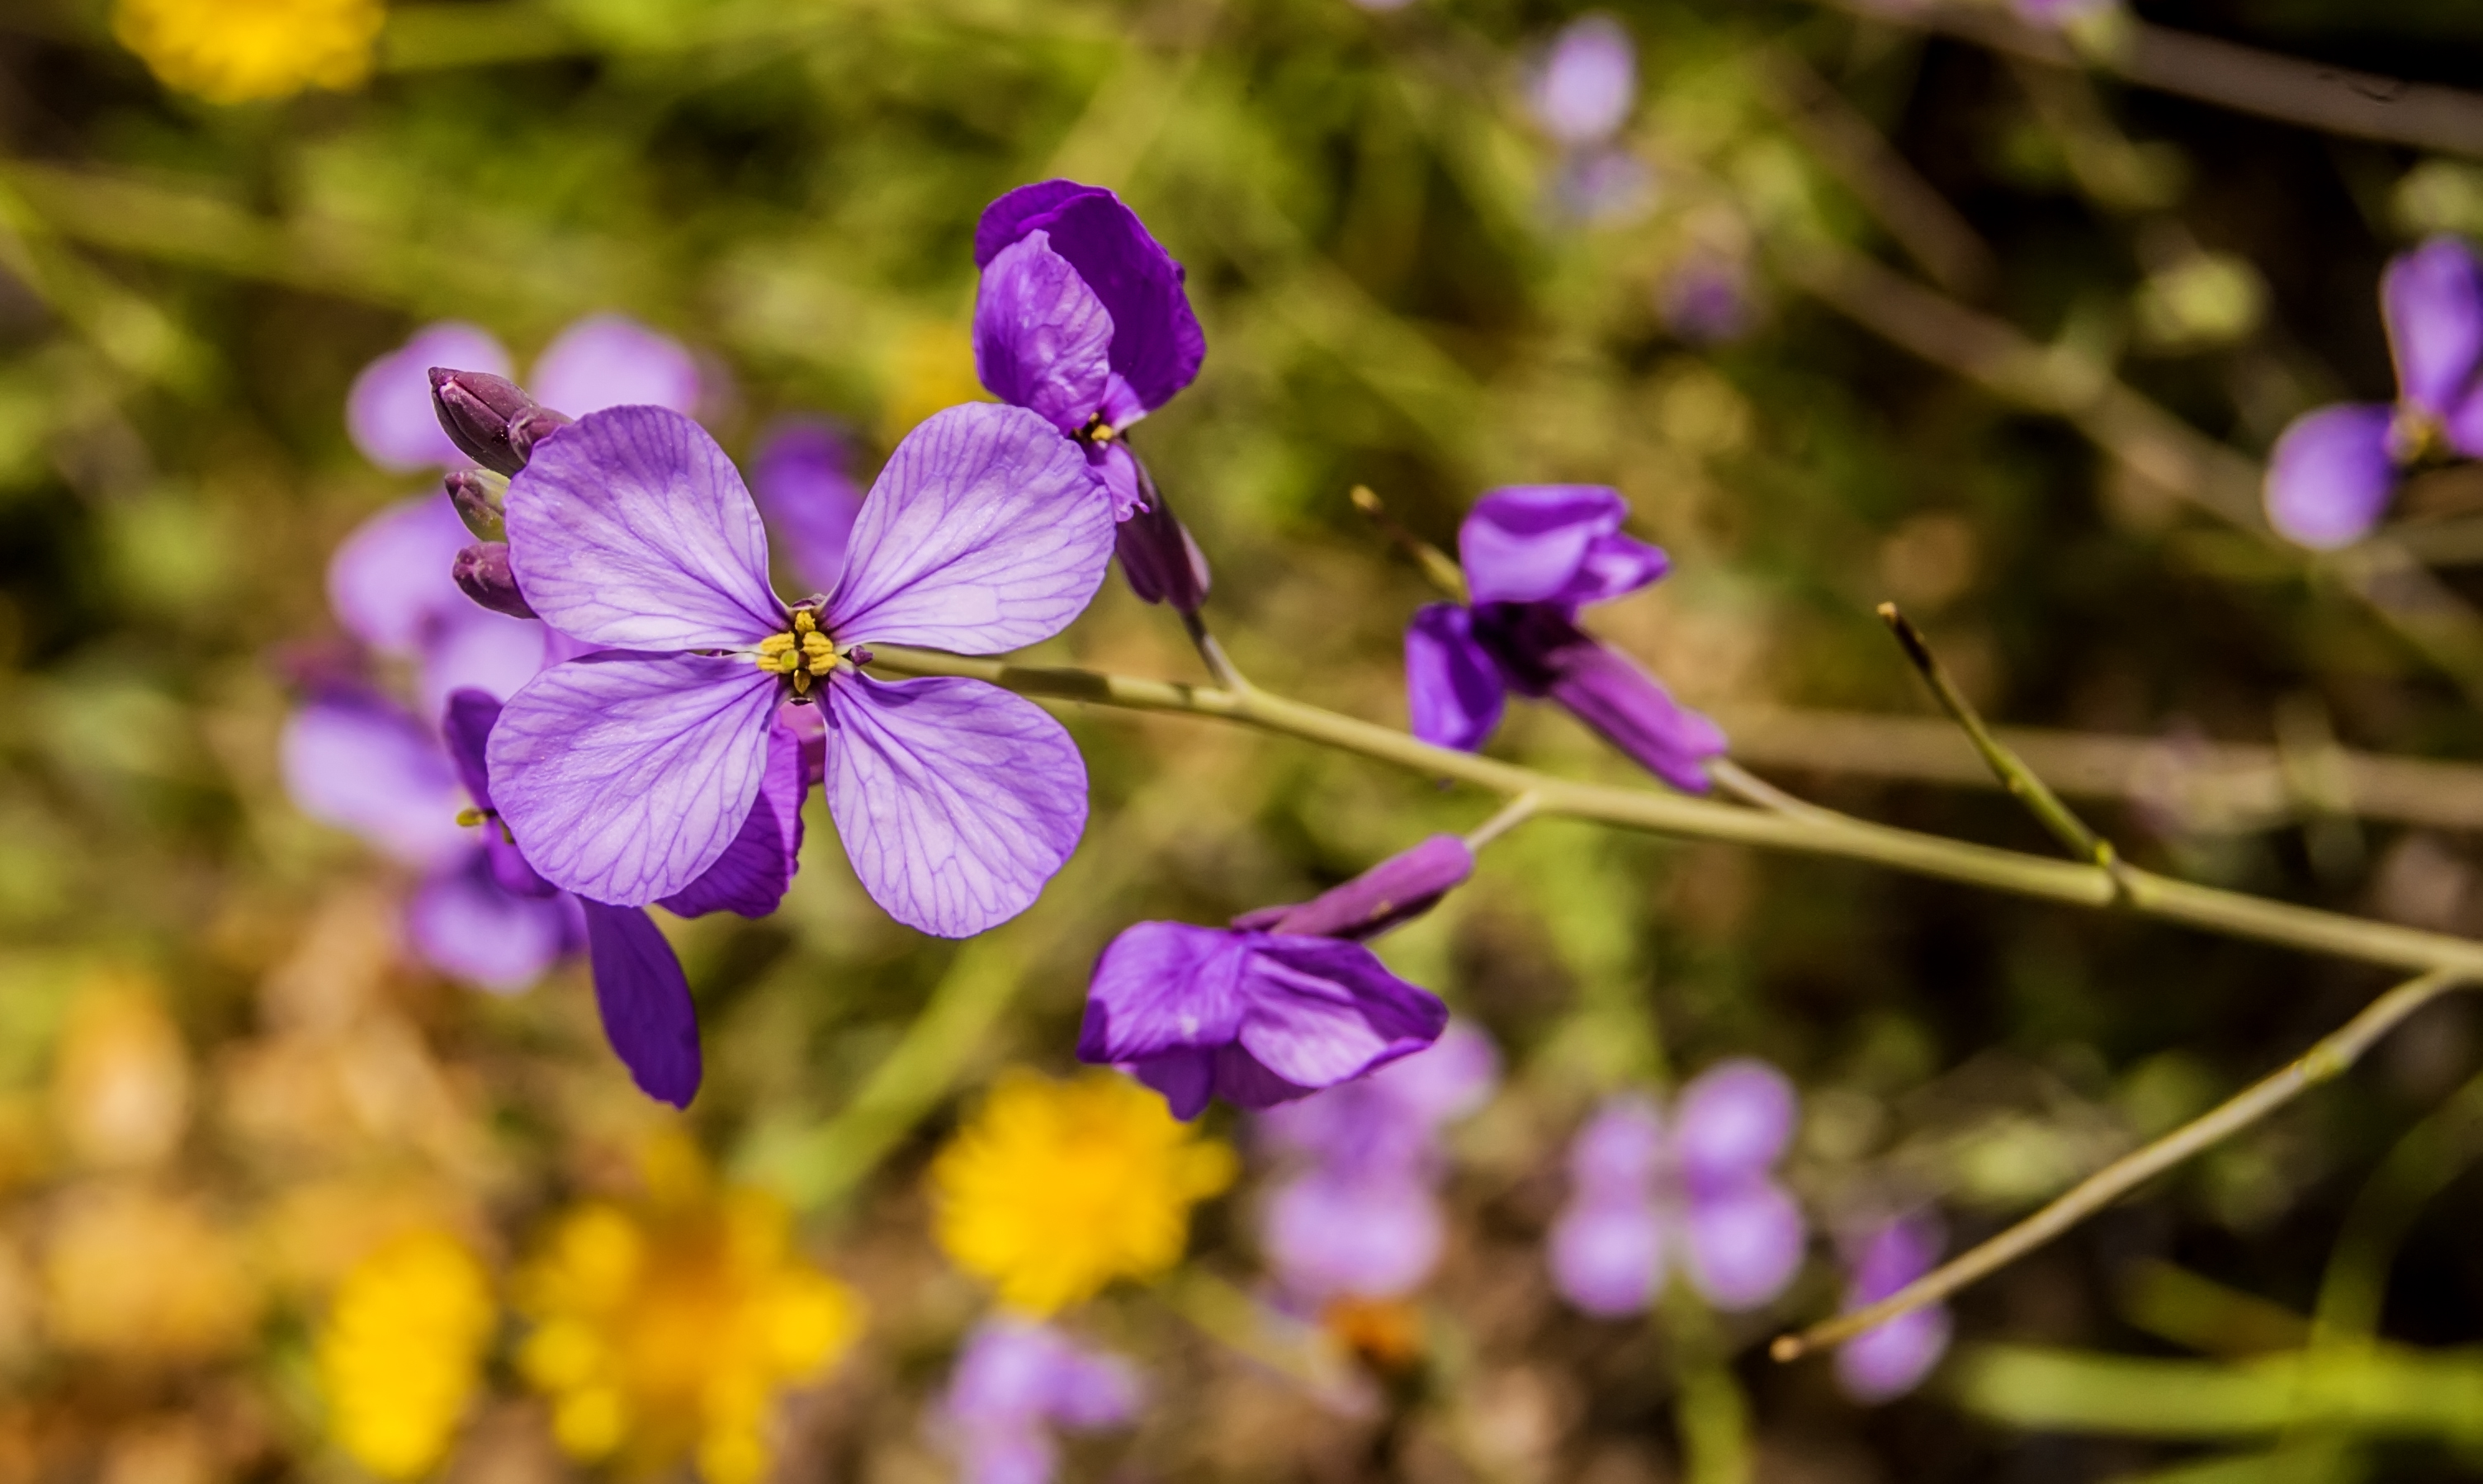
[327,494,471,654]
[1405,603,1506,752]
[1079,922,1253,1065]
[2264,403,2398,550]
[407,849,580,994]
[441,688,557,896]
[488,652,781,906]
[528,313,702,418]
[1234,936,1448,1090]
[657,714,808,919]
[505,405,783,650]
[974,233,1114,433]
[1024,191,1205,416]
[1459,485,1650,605]
[281,693,471,868]
[752,417,863,597]
[822,673,1087,938]
[2384,236,2483,417]
[823,404,1114,653]
[347,321,511,472]
[580,900,702,1108]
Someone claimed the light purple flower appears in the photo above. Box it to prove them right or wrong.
[2264,236,2483,549]
[1833,1212,1951,1403]
[1528,15,1636,148]
[324,492,553,723]
[750,416,863,596]
[935,1317,1141,1484]
[487,401,1110,936]
[1406,486,1724,792]
[528,313,703,418]
[1659,255,1758,346]
[974,180,1212,610]
[2010,0,2115,29]
[1548,1060,1806,1316]
[1254,1022,1500,1303]
[348,322,513,472]
[1080,837,1476,1118]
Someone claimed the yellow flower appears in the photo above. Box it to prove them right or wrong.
[880,320,989,445]
[513,1137,863,1484]
[931,1069,1237,1316]
[43,1183,258,1364]
[113,0,386,106]
[316,1230,496,1480]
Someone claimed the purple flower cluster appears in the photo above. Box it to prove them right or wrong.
[1407,485,1726,792]
[1549,1061,1805,1316]
[1081,835,1474,1118]
[1833,1212,1951,1403]
[1256,1022,1500,1305]
[934,1318,1141,1484]
[2265,236,2483,549]
[1525,14,1651,223]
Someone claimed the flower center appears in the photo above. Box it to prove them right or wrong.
[2391,405,2448,467]
[752,607,842,698]
[1078,412,1119,447]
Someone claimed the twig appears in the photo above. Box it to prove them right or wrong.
[1705,758,1847,826]
[1350,484,1469,602]
[1771,967,2471,1361]
[1464,792,1540,849]
[1180,609,1251,694]
[1879,603,2116,870]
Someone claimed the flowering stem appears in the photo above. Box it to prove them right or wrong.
[1180,609,1251,693]
[1770,967,2471,1363]
[862,645,2483,978]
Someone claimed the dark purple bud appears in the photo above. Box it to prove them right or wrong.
[1234,834,1477,940]
[429,367,570,476]
[452,541,538,620]
[444,469,506,541]
[1115,464,1210,611]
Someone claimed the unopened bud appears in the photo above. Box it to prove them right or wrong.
[452,541,538,620]
[1233,834,1476,941]
[445,469,508,541]
[429,367,571,476]
[1115,492,1210,614]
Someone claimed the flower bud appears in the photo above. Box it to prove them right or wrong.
[1114,468,1210,612]
[452,541,538,621]
[428,368,570,476]
[444,469,507,541]
[1232,834,1476,941]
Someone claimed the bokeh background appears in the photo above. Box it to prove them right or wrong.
[7,0,2483,1479]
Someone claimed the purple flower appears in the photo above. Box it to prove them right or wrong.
[527,313,704,418]
[2265,236,2483,549]
[324,492,551,741]
[1659,255,1758,346]
[487,401,1110,936]
[348,322,513,472]
[974,180,1213,610]
[1079,836,1476,1118]
[1833,1212,1951,1403]
[2010,0,2115,29]
[1406,486,1724,792]
[1255,1022,1499,1303]
[1548,1060,1806,1316]
[1528,15,1636,148]
[750,416,864,596]
[935,1317,1141,1484]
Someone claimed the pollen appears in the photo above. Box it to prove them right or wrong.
[754,616,844,697]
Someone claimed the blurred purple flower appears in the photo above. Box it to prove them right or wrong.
[2265,236,2483,549]
[1554,149,1655,225]
[1080,836,1475,1118]
[488,401,1109,935]
[1254,1022,1499,1303]
[1833,1212,1951,1403]
[974,180,1212,610]
[750,416,864,597]
[1659,255,1758,346]
[1528,15,1636,148]
[324,492,552,739]
[935,1317,1141,1484]
[1548,1060,1806,1316]
[1406,486,1725,792]
[528,313,704,418]
[2010,0,2115,29]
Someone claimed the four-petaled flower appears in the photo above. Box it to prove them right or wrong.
[487,401,1111,937]
[933,1317,1142,1484]
[1407,485,1725,792]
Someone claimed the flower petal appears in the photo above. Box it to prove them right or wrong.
[974,180,1104,267]
[407,849,581,993]
[975,182,1204,414]
[822,673,1087,937]
[1541,639,1726,793]
[1362,1018,1498,1127]
[1681,1176,1806,1310]
[1672,1057,1798,1185]
[1405,603,1506,752]
[528,313,702,417]
[1459,485,1662,606]
[415,607,549,723]
[2384,236,2483,417]
[1568,1094,1665,1196]
[1528,14,1637,146]
[823,404,1114,653]
[752,417,863,597]
[281,693,471,868]
[488,652,782,906]
[1080,922,1252,1065]
[2264,402,2398,550]
[974,233,1114,433]
[348,322,511,471]
[1233,936,1449,1091]
[579,900,702,1108]
[1549,1194,1664,1317]
[327,494,471,654]
[505,405,783,650]
[1836,1303,1951,1403]
[1265,1170,1444,1302]
[1256,834,1474,939]
[657,714,808,919]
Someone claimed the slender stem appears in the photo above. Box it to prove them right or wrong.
[1879,603,2116,870]
[1181,608,1251,693]
[1464,792,1540,849]
[1705,758,1847,826]
[1350,485,1469,602]
[1771,968,2472,1361]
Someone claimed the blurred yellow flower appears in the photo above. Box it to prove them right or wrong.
[931,1069,1237,1315]
[513,1137,863,1484]
[51,973,190,1171]
[112,0,385,106]
[316,1230,496,1480]
[43,1184,258,1363]
[880,320,989,445]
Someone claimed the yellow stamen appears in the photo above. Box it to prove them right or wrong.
[792,610,817,635]
[455,807,486,828]
[755,633,796,658]
[791,670,811,697]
